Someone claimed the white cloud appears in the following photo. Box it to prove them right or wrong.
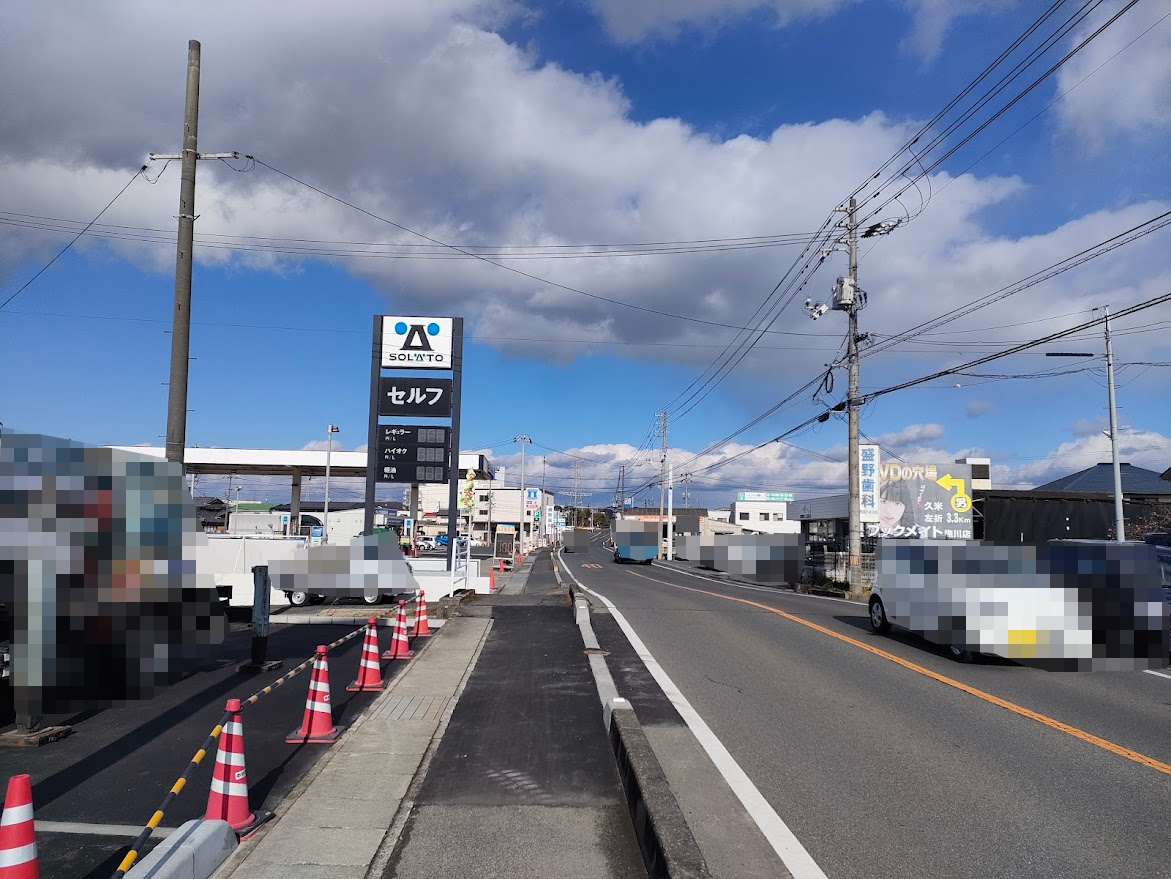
[1056,2,1171,148]
[584,0,1012,57]
[995,426,1171,489]
[965,399,996,417]
[0,1,1167,413]
[586,0,850,43]
[901,0,1016,63]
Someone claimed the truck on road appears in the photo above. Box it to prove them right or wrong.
[611,520,658,564]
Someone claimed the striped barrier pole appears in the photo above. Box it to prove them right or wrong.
[110,621,368,878]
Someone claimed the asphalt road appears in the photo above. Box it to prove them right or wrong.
[564,541,1171,879]
[0,619,406,879]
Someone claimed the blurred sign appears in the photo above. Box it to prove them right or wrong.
[525,488,540,510]
[310,525,324,546]
[381,317,454,369]
[737,491,795,502]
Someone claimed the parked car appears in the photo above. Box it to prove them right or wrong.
[417,536,437,551]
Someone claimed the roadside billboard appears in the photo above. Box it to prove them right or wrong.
[861,452,973,540]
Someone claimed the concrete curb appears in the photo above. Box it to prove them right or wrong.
[125,818,236,879]
[561,553,712,879]
[609,709,710,879]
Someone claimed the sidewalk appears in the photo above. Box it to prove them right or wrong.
[214,550,644,879]
[213,617,488,879]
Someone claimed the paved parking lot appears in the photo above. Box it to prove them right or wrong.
[0,619,408,879]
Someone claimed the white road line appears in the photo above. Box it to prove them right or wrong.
[35,820,174,838]
[560,550,830,879]
[1144,669,1171,681]
[652,560,867,606]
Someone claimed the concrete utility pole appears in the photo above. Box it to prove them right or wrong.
[617,464,625,516]
[572,458,583,526]
[541,455,547,544]
[1104,306,1126,541]
[846,197,863,592]
[666,462,674,561]
[515,435,531,548]
[156,40,239,466]
[658,411,668,552]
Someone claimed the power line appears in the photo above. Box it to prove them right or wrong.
[246,157,835,337]
[0,212,825,260]
[0,167,145,311]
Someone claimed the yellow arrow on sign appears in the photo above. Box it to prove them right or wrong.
[937,474,966,494]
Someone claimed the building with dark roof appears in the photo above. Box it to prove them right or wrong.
[977,462,1171,543]
[1035,463,1171,498]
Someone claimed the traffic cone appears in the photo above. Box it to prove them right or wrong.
[413,591,432,638]
[204,700,273,839]
[0,774,39,879]
[382,601,415,660]
[515,552,522,565]
[498,558,504,573]
[346,619,386,692]
[489,569,496,592]
[286,646,345,744]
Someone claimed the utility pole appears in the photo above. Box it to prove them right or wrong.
[572,459,583,526]
[617,464,625,517]
[846,197,863,593]
[666,462,674,561]
[541,455,547,544]
[1104,306,1125,541]
[154,40,239,466]
[225,472,234,532]
[657,411,668,554]
[514,435,531,548]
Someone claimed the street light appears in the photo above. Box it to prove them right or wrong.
[323,424,340,544]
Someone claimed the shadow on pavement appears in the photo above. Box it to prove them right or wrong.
[833,615,1016,667]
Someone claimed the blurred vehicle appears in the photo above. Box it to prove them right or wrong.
[869,539,1167,669]
[611,520,658,565]
[417,536,438,551]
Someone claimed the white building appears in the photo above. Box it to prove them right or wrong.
[728,493,801,535]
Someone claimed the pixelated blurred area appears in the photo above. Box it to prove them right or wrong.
[876,540,1169,671]
[1,435,227,722]
[563,530,591,552]
[269,531,420,601]
[675,533,806,586]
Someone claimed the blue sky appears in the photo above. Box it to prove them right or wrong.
[2,0,1169,507]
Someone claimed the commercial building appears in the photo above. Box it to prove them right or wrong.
[728,491,801,535]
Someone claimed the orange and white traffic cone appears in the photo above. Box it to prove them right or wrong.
[381,600,415,660]
[413,591,432,638]
[286,646,345,744]
[347,619,386,692]
[0,774,39,879]
[205,699,273,838]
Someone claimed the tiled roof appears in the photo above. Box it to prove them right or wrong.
[1036,463,1171,494]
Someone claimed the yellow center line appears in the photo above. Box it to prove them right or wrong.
[627,570,1171,777]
